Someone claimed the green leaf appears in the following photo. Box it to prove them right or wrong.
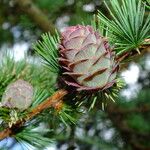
[30,88,53,109]
[15,125,54,149]
[98,0,150,55]
[33,32,60,73]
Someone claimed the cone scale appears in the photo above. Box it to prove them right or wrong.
[59,25,119,91]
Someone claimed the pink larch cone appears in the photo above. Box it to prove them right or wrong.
[59,25,119,91]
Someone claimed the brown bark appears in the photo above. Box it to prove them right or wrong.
[14,0,56,34]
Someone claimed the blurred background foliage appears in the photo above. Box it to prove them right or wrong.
[0,0,108,47]
[0,0,150,150]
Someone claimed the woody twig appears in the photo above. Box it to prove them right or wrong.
[0,89,68,140]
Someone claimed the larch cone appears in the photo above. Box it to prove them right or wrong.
[59,25,119,91]
[1,79,33,110]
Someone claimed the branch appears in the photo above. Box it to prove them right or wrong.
[107,104,150,114]
[0,89,67,140]
[120,41,150,71]
[14,0,56,34]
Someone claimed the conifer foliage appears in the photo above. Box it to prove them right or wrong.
[0,0,149,149]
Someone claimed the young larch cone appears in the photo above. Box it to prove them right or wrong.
[1,79,33,110]
[59,25,119,91]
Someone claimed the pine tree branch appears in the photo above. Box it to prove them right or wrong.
[0,89,67,140]
[27,90,67,119]
[14,0,56,34]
